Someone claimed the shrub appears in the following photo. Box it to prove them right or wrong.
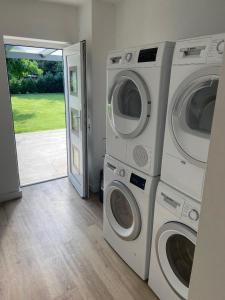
[9,72,64,94]
[9,78,21,94]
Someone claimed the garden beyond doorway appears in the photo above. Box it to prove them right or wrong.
[5,45,67,186]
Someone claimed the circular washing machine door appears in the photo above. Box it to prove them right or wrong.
[156,222,197,300]
[108,70,151,138]
[169,66,220,167]
[105,181,141,241]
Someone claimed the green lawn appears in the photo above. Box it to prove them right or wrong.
[11,93,66,133]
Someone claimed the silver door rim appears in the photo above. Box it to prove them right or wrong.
[108,70,151,138]
[105,180,141,241]
[169,65,220,167]
[156,222,197,300]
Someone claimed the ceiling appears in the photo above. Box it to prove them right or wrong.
[5,45,63,61]
[39,0,120,6]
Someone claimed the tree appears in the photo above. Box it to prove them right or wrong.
[7,58,64,94]
[7,58,43,80]
[37,61,63,75]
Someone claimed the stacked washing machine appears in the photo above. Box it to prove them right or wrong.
[148,33,225,300]
[103,42,175,280]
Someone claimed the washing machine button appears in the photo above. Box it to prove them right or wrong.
[118,169,126,177]
[125,53,133,62]
[216,40,225,54]
[188,209,199,221]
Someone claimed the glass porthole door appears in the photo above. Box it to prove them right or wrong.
[108,70,151,138]
[105,181,141,241]
[156,222,197,300]
[170,67,220,166]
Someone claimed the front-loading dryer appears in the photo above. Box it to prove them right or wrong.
[161,33,225,201]
[103,154,159,280]
[106,42,174,176]
[148,181,200,300]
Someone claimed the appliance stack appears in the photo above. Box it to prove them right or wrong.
[103,33,225,300]
[103,42,175,280]
[149,33,225,300]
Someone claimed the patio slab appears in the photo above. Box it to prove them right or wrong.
[15,129,67,186]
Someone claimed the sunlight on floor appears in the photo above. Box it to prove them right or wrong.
[16,129,67,186]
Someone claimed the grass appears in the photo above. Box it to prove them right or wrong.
[11,93,66,134]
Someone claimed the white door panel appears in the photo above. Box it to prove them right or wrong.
[63,41,88,198]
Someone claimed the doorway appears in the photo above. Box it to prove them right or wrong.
[5,44,67,186]
[1,36,88,199]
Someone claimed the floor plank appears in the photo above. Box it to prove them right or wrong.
[0,178,158,300]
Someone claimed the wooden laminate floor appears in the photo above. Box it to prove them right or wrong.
[0,178,158,300]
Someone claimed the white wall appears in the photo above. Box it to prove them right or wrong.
[78,0,225,192]
[115,0,225,49]
[91,0,115,191]
[0,0,78,201]
[0,0,78,42]
[78,0,95,191]
[0,0,114,196]
[189,52,225,300]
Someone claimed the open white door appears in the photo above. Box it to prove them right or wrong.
[63,41,88,198]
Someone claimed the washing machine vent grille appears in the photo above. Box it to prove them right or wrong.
[133,145,148,167]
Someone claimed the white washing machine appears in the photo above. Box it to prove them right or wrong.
[148,181,200,300]
[103,154,159,279]
[106,42,174,176]
[161,33,225,201]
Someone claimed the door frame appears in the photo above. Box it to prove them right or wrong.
[3,35,70,50]
[3,35,72,186]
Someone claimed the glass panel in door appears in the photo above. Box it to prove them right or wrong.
[116,80,142,119]
[171,76,219,163]
[185,79,218,135]
[166,234,195,288]
[110,189,134,229]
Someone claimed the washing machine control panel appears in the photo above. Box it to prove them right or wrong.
[208,37,225,58]
[130,173,146,190]
[118,169,126,177]
[182,203,200,223]
[125,52,133,62]
[216,39,225,54]
[188,209,200,221]
[113,167,126,177]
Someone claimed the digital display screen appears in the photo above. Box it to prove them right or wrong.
[138,48,158,63]
[130,173,146,190]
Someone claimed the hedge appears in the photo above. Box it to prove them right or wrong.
[9,72,64,94]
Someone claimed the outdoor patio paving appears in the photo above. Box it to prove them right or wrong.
[15,129,67,186]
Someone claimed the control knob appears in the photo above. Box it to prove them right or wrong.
[216,40,225,54]
[125,53,133,62]
[188,209,199,221]
[118,169,126,177]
